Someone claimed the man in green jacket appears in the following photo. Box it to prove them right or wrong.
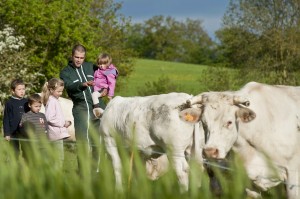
[60,44,106,172]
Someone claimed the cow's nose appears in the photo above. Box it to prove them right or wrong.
[203,147,219,159]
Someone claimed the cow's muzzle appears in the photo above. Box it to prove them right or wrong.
[203,147,219,159]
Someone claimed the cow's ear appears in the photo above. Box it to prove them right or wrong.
[236,107,256,123]
[179,108,202,123]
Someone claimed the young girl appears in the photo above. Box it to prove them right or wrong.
[92,53,118,118]
[42,78,71,169]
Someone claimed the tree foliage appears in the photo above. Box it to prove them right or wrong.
[197,67,239,91]
[216,0,300,85]
[126,15,216,65]
[0,0,134,95]
[0,26,43,103]
[137,76,178,96]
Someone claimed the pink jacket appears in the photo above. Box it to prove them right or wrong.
[45,95,70,141]
[94,64,118,97]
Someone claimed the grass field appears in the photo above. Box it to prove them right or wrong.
[0,59,288,198]
[115,59,211,96]
[0,131,286,199]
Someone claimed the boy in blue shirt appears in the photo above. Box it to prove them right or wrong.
[3,79,30,157]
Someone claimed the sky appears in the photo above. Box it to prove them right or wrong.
[114,0,229,40]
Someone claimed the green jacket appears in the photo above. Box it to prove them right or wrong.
[60,61,97,109]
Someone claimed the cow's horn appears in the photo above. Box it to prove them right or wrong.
[186,94,203,106]
[233,96,250,107]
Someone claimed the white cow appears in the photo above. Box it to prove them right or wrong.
[99,92,205,191]
[234,135,286,195]
[183,82,300,199]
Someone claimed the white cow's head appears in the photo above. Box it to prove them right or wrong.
[180,92,256,159]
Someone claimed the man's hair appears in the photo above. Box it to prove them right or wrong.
[28,93,42,105]
[72,44,86,55]
[10,79,25,90]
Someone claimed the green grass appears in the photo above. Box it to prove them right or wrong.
[116,59,211,96]
[0,132,287,199]
[0,59,288,198]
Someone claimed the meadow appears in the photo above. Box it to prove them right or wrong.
[0,59,287,198]
[116,59,211,96]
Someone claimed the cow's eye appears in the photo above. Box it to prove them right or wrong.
[225,121,232,128]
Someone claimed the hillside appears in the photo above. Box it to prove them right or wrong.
[115,59,211,97]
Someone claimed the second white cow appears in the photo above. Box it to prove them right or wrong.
[185,82,300,199]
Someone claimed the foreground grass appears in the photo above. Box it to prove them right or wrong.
[0,134,287,199]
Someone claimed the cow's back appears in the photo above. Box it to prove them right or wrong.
[100,92,195,152]
[238,82,300,162]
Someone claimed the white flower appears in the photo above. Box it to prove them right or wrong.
[0,25,26,54]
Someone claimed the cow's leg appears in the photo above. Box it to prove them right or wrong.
[104,136,123,191]
[172,154,190,191]
[286,168,300,199]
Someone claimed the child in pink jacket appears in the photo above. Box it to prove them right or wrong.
[42,78,71,169]
[92,53,118,118]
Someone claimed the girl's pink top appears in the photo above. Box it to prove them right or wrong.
[45,95,70,141]
[93,64,118,97]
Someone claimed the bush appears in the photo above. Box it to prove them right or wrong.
[137,75,178,96]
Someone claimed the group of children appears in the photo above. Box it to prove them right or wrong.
[2,53,118,168]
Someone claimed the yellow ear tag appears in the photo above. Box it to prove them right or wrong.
[184,113,194,122]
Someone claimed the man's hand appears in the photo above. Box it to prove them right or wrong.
[83,80,95,87]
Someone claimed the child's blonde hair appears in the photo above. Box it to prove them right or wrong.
[96,53,112,66]
[41,78,64,105]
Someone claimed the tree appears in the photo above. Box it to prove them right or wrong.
[0,25,43,103]
[126,16,215,64]
[216,0,300,85]
[0,0,134,90]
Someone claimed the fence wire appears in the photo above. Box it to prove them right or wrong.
[1,137,299,188]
